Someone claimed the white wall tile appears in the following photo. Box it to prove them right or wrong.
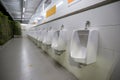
[98,26,120,51]
[31,1,120,80]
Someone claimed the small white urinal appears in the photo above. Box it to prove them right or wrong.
[70,30,98,64]
[31,31,36,39]
[51,30,68,55]
[39,30,47,42]
[36,30,42,46]
[43,30,54,45]
[35,31,38,39]
[37,30,41,41]
[51,30,60,49]
[42,30,48,44]
[54,30,67,51]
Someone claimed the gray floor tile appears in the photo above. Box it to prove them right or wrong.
[0,38,78,80]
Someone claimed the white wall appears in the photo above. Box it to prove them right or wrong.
[30,1,120,80]
[44,0,105,22]
[21,24,35,37]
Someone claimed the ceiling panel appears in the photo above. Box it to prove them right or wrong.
[24,0,42,23]
[25,0,42,11]
[1,0,21,20]
[2,0,19,2]
[0,0,43,23]
[3,4,21,12]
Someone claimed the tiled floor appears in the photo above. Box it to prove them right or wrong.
[0,38,78,80]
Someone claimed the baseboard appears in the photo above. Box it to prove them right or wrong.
[0,39,13,51]
[14,35,22,38]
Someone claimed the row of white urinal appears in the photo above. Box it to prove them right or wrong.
[28,29,98,65]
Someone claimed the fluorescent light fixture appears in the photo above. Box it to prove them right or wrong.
[37,18,42,20]
[23,7,25,13]
[43,4,45,11]
[22,15,24,18]
[56,1,63,8]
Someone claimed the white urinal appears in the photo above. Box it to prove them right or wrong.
[42,31,48,44]
[58,30,67,51]
[51,30,60,49]
[39,30,47,42]
[33,31,36,38]
[43,30,54,45]
[53,30,68,51]
[70,30,98,64]
[37,30,41,41]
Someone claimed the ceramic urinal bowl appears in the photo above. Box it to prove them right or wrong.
[38,30,47,42]
[54,30,67,51]
[37,30,41,41]
[35,31,38,39]
[43,30,54,45]
[70,30,98,64]
[51,31,60,50]
[42,30,48,44]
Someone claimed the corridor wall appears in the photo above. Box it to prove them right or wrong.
[28,1,120,80]
[0,12,21,45]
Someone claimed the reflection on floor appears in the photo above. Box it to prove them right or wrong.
[0,38,78,80]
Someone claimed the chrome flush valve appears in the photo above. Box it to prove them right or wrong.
[85,21,90,30]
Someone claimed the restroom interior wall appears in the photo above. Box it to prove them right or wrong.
[36,1,120,80]
[45,0,105,22]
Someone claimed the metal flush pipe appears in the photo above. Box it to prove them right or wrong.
[61,24,64,30]
[85,21,90,30]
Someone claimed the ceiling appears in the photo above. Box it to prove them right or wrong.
[0,2,13,21]
[0,0,43,23]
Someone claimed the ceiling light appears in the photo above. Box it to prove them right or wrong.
[37,18,42,20]
[23,7,25,13]
[24,0,26,2]
[43,4,45,11]
[22,15,25,18]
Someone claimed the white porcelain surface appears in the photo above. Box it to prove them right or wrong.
[51,30,68,51]
[51,30,60,50]
[70,30,98,64]
[43,30,55,45]
[37,30,41,41]
[42,31,48,43]
[55,30,67,51]
[38,30,47,42]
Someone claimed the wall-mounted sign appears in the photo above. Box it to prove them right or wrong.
[46,5,56,18]
[68,0,81,6]
[67,0,74,4]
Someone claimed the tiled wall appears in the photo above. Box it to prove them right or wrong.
[34,1,120,80]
